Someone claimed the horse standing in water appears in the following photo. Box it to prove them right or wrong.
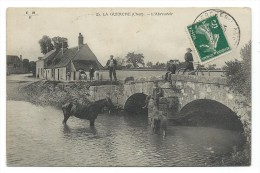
[62,97,114,126]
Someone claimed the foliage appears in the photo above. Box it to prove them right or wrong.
[38,35,54,54]
[22,59,30,71]
[176,61,187,69]
[29,61,36,76]
[223,41,251,99]
[20,80,120,108]
[146,61,153,68]
[152,61,166,69]
[125,64,132,69]
[52,37,68,50]
[115,57,126,69]
[207,64,217,70]
[173,59,180,64]
[125,52,145,68]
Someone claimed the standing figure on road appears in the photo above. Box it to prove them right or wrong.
[183,48,194,74]
[106,55,117,81]
[89,65,95,82]
[165,60,177,81]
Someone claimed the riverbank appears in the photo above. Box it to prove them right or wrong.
[7,79,120,108]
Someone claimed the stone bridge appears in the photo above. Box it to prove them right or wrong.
[88,74,251,138]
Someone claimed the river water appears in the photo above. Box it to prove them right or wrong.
[7,101,243,166]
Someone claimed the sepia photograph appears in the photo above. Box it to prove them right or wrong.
[5,7,253,167]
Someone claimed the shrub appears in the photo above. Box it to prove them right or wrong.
[223,41,251,99]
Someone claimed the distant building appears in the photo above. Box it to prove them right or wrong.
[6,55,25,74]
[36,50,58,79]
[36,33,103,81]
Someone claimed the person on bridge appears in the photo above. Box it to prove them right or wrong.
[183,48,194,74]
[165,60,177,81]
[106,55,117,81]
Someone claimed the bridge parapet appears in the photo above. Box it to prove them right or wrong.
[171,74,227,85]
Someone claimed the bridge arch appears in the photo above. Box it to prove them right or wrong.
[179,99,244,132]
[124,93,148,114]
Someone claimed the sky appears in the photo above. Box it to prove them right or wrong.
[6,8,251,67]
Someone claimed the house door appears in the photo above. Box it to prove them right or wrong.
[58,69,60,80]
[52,69,55,80]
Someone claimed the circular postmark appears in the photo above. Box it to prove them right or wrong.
[194,9,240,48]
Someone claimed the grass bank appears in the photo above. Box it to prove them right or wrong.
[8,80,120,108]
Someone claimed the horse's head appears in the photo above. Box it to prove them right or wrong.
[105,97,114,112]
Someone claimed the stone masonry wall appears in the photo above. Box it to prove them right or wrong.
[170,75,251,140]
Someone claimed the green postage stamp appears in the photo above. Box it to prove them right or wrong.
[187,15,231,63]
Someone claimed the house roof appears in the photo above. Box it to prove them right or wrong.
[73,60,102,71]
[42,50,57,60]
[48,46,79,69]
[46,43,103,71]
[6,55,22,64]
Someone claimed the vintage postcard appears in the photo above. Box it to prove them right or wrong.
[6,8,251,167]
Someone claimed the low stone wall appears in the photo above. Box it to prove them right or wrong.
[88,81,156,108]
[89,85,125,108]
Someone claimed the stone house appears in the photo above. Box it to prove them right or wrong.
[37,33,103,81]
[6,55,25,74]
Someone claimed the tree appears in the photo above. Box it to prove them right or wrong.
[173,59,180,65]
[52,37,68,50]
[153,61,166,69]
[208,64,217,70]
[125,64,132,69]
[115,57,125,66]
[223,41,251,99]
[39,35,54,54]
[146,61,153,68]
[22,59,30,72]
[125,52,145,68]
[29,61,36,76]
[115,57,126,70]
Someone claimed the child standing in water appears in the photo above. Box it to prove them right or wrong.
[143,81,163,110]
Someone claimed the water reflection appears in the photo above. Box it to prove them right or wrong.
[123,112,148,127]
[62,123,99,140]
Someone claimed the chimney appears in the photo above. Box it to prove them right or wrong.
[78,33,84,50]
[20,55,22,61]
